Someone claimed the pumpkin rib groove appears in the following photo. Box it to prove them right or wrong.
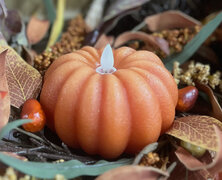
[82,46,100,62]
[76,73,102,155]
[113,71,134,154]
[47,52,94,69]
[118,50,164,67]
[44,57,93,81]
[40,62,86,131]
[45,60,90,81]
[68,52,95,67]
[129,67,175,133]
[44,53,76,80]
[120,60,178,106]
[98,74,132,159]
[54,67,95,148]
[97,75,105,156]
[75,50,98,67]
[115,69,162,153]
[113,47,136,67]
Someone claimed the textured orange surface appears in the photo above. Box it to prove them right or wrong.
[40,46,178,159]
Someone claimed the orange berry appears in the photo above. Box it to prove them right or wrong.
[21,99,46,132]
[176,86,198,112]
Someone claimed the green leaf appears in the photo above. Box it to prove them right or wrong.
[0,153,133,179]
[46,0,66,49]
[164,11,222,71]
[0,119,31,140]
[0,120,133,179]
[42,0,56,23]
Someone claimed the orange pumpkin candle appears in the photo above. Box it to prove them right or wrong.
[40,44,178,159]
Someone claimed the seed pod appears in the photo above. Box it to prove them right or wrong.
[180,140,206,158]
[176,86,198,112]
[21,99,46,132]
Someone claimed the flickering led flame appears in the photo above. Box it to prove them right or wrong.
[96,44,116,74]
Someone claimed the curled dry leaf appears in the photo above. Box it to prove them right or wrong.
[85,0,107,30]
[96,165,169,180]
[145,10,201,32]
[196,82,222,120]
[113,31,170,55]
[0,0,7,18]
[166,115,222,152]
[174,147,214,180]
[175,126,222,178]
[104,0,149,21]
[4,10,22,35]
[26,16,50,45]
[94,34,114,49]
[0,50,10,130]
[0,46,42,108]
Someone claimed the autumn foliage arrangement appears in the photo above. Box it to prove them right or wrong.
[0,0,221,179]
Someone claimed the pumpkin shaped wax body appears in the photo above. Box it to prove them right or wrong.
[40,46,178,159]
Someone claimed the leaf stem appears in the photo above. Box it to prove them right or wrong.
[46,0,66,49]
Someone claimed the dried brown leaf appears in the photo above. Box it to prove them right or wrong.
[175,126,222,178]
[168,147,213,180]
[0,46,42,108]
[96,165,169,180]
[166,115,222,152]
[104,0,149,21]
[26,16,50,45]
[0,0,7,18]
[196,82,222,120]
[113,31,169,54]
[5,10,22,35]
[145,10,200,32]
[94,34,114,49]
[0,50,10,130]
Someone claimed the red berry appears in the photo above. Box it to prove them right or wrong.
[176,86,198,112]
[21,99,46,132]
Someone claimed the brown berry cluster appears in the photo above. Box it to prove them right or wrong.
[153,25,201,55]
[173,61,222,92]
[139,152,160,166]
[34,15,88,75]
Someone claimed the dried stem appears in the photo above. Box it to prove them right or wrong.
[1,128,97,164]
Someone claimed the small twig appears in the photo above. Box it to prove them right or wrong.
[3,127,98,164]
[29,137,44,146]
[15,128,46,143]
[16,146,46,154]
[62,142,72,155]
[0,145,23,152]
[1,139,27,147]
[40,135,65,152]
[17,151,75,161]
